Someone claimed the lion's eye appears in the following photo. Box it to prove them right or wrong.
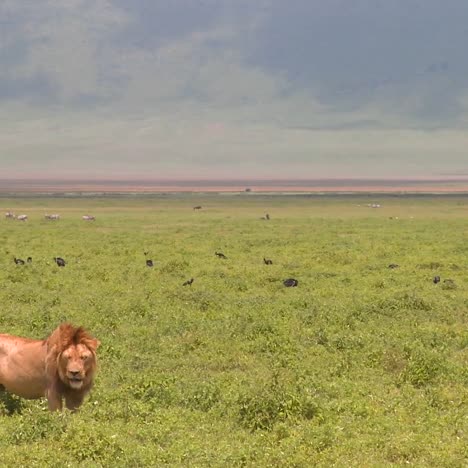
[81,355,88,360]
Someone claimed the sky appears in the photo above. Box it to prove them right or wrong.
[1,0,468,180]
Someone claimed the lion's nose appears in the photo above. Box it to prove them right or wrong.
[70,370,80,376]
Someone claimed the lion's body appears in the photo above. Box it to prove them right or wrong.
[0,324,99,411]
[0,335,48,399]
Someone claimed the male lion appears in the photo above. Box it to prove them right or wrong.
[0,323,100,411]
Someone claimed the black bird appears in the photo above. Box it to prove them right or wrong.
[54,257,66,267]
[215,252,227,259]
[144,251,149,256]
[27,257,32,263]
[388,264,399,269]
[433,275,441,284]
[283,278,298,287]
[183,278,194,286]
[263,258,273,265]
[146,259,154,267]
[14,257,25,265]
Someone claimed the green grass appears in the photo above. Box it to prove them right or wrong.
[0,195,467,466]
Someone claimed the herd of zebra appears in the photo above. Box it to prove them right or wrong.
[5,212,95,221]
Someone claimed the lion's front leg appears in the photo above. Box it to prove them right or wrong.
[46,386,63,411]
[65,392,84,412]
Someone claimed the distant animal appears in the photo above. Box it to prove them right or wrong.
[0,322,100,411]
[183,278,194,286]
[5,211,15,219]
[82,215,95,221]
[215,252,227,259]
[193,206,202,210]
[54,257,66,267]
[146,259,154,267]
[14,257,25,265]
[265,213,270,220]
[27,257,32,263]
[283,278,298,287]
[45,214,60,220]
[433,276,441,284]
[388,264,399,269]
[16,214,28,221]
[263,258,273,265]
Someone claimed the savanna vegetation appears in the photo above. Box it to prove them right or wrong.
[0,194,467,466]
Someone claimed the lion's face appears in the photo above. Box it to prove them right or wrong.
[57,343,96,390]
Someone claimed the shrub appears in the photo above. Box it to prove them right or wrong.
[182,380,221,412]
[399,348,444,387]
[237,375,319,431]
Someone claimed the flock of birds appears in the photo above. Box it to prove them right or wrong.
[146,251,297,287]
[12,251,299,288]
[14,256,66,267]
[11,254,453,290]
[8,207,454,289]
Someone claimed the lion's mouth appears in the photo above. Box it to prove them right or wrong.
[68,376,84,388]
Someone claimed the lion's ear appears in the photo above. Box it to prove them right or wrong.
[88,338,100,351]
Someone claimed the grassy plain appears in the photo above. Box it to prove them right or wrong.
[0,194,467,467]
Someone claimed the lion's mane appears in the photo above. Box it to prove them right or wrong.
[44,323,100,411]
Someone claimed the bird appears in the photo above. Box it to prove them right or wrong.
[283,278,298,287]
[388,264,399,269]
[215,252,227,259]
[146,259,154,267]
[263,258,273,265]
[183,278,194,286]
[27,257,32,263]
[54,257,66,267]
[433,276,441,284]
[14,257,25,265]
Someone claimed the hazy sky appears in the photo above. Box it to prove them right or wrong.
[1,0,468,179]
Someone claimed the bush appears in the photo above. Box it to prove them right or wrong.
[399,348,444,387]
[237,374,319,431]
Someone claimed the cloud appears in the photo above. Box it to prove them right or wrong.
[1,1,468,178]
[0,0,128,103]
